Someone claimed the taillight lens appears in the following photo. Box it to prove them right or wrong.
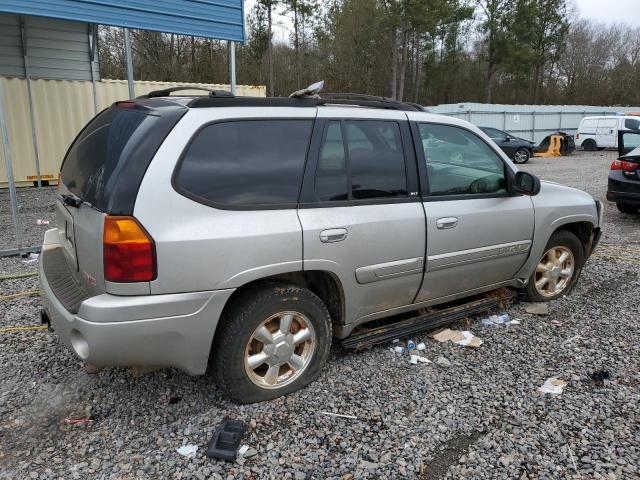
[103,216,156,282]
[611,160,639,171]
[576,133,580,139]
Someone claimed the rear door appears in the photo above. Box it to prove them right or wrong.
[298,109,425,322]
[597,118,618,148]
[410,118,534,302]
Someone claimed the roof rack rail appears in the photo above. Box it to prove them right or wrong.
[320,93,423,111]
[139,86,234,99]
[188,95,422,111]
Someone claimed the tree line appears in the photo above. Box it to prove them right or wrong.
[98,0,640,106]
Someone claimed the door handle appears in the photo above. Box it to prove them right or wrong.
[320,228,348,243]
[436,217,458,229]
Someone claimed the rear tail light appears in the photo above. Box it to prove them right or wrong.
[103,216,156,282]
[576,133,580,139]
[610,159,639,171]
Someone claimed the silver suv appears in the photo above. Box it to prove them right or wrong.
[40,93,602,403]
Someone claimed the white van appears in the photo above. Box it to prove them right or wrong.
[576,115,640,151]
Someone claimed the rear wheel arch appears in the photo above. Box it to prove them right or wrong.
[214,270,345,341]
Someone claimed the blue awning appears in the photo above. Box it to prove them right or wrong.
[0,0,245,42]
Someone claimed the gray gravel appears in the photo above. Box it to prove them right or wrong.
[1,150,639,479]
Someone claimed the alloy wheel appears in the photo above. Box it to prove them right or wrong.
[244,311,316,389]
[534,246,575,298]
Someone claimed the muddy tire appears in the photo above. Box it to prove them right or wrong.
[582,139,597,151]
[212,283,332,404]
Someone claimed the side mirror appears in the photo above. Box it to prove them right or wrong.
[503,136,511,142]
[512,171,541,196]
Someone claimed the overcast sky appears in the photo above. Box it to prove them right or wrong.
[573,0,640,26]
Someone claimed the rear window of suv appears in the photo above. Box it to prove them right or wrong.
[61,103,186,214]
[174,120,313,208]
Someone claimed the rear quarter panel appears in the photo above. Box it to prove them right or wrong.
[135,107,316,295]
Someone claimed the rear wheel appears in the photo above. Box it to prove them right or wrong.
[212,283,332,404]
[582,139,597,151]
[524,231,584,302]
[513,148,531,164]
[617,202,639,214]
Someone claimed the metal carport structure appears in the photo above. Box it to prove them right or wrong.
[0,0,245,256]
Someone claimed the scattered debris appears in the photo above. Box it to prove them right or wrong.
[481,314,510,325]
[391,339,400,343]
[506,319,520,325]
[237,445,249,457]
[525,303,549,315]
[590,369,611,385]
[550,320,562,326]
[176,444,198,458]
[62,417,92,426]
[436,356,452,367]
[21,253,39,265]
[410,354,431,365]
[36,219,50,225]
[431,329,483,348]
[539,377,567,395]
[416,342,426,351]
[318,411,358,420]
[206,419,246,461]
[568,445,578,471]
[393,346,405,354]
[407,340,417,350]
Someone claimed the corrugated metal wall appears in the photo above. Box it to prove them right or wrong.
[428,103,640,143]
[1,0,245,42]
[0,13,98,81]
[0,77,266,185]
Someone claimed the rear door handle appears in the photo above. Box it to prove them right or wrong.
[436,217,458,229]
[320,228,348,243]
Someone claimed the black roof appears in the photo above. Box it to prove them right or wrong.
[137,87,424,112]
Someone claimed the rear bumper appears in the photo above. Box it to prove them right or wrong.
[607,174,640,204]
[40,242,235,375]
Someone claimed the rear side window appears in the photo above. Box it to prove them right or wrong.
[315,120,407,201]
[61,104,186,214]
[174,120,313,208]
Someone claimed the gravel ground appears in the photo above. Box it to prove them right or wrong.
[1,150,639,479]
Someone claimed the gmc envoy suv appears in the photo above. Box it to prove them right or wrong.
[40,92,602,403]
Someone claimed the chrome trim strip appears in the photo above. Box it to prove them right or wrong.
[355,257,424,284]
[428,240,532,270]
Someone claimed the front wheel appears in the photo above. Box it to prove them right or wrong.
[524,230,584,302]
[617,202,639,214]
[212,283,332,403]
[513,148,531,164]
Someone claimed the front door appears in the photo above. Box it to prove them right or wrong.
[298,113,426,322]
[410,120,535,302]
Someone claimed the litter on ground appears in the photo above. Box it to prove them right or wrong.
[318,411,358,420]
[482,314,521,326]
[61,417,92,426]
[526,303,549,315]
[539,377,567,395]
[431,329,483,348]
[436,356,452,367]
[176,444,198,458]
[36,219,50,225]
[409,354,431,364]
[21,253,39,265]
[416,342,426,351]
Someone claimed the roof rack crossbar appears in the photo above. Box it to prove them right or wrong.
[139,86,234,99]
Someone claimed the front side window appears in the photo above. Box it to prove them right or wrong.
[315,120,407,201]
[174,120,313,207]
[418,123,507,197]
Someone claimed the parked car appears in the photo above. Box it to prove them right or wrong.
[479,127,535,164]
[39,93,602,403]
[607,127,640,213]
[576,115,640,151]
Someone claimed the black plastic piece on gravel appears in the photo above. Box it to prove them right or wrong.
[206,419,246,461]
